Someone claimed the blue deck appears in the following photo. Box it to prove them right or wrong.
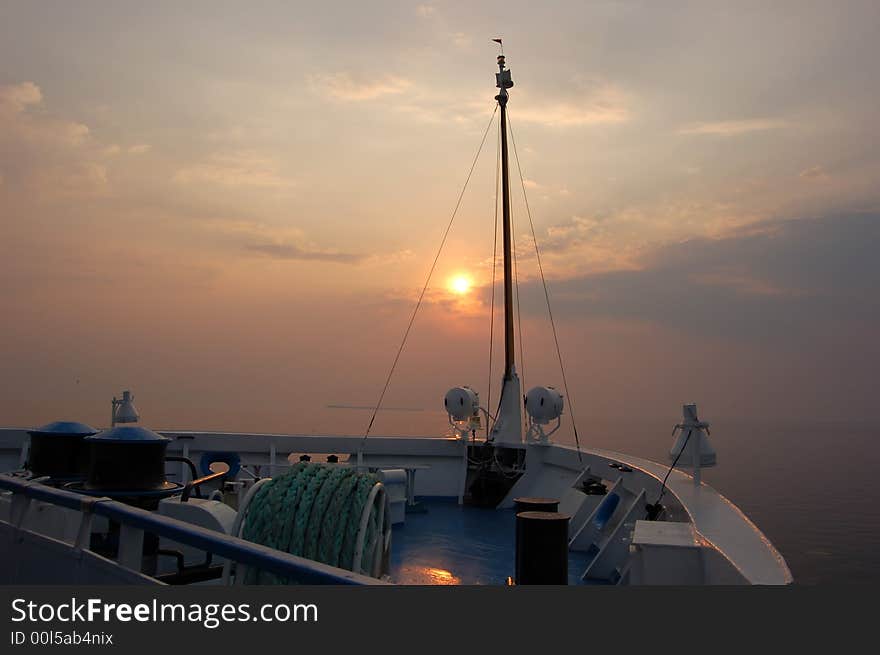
[388,498,592,585]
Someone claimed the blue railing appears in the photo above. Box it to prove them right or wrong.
[0,474,382,585]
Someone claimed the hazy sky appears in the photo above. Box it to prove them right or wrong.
[1,1,878,438]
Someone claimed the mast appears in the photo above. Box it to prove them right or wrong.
[496,54,515,381]
[490,51,523,445]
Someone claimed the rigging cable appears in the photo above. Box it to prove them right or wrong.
[510,180,527,429]
[647,428,693,519]
[362,104,499,443]
[487,110,501,438]
[507,112,583,462]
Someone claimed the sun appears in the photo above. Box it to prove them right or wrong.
[448,274,473,296]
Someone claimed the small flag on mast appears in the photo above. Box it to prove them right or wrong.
[492,38,503,53]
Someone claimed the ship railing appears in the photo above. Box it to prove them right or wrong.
[0,474,384,585]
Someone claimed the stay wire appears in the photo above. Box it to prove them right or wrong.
[510,181,526,416]
[363,104,499,442]
[507,111,583,462]
[654,428,693,507]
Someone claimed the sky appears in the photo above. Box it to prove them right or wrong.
[1,1,878,439]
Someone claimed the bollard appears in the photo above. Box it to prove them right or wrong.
[514,497,559,513]
[515,511,569,585]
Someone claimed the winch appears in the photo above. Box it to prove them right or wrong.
[26,421,97,483]
[61,390,186,509]
[57,391,230,578]
[83,425,177,497]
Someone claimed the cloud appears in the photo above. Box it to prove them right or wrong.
[450,32,471,49]
[0,81,109,197]
[516,213,879,341]
[243,239,411,266]
[521,177,570,200]
[0,81,41,113]
[309,72,411,101]
[200,219,373,266]
[514,78,631,127]
[515,214,645,275]
[173,152,292,188]
[678,118,788,136]
[799,165,830,181]
[102,143,151,157]
[246,242,365,264]
[515,101,629,127]
[35,161,109,195]
[541,215,603,252]
[0,81,91,146]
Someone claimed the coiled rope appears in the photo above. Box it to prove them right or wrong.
[235,463,387,584]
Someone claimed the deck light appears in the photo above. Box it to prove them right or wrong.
[111,390,139,426]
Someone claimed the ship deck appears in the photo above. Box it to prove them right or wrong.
[389,498,593,585]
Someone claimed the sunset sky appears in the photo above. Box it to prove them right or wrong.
[1,1,878,439]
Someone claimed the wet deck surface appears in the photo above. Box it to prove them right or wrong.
[388,498,592,585]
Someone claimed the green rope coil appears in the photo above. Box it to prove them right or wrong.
[240,463,383,584]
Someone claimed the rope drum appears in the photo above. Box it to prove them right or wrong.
[234,463,389,584]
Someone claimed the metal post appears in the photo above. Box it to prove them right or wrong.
[405,468,415,506]
[458,441,468,505]
[18,439,29,469]
[515,511,569,584]
[118,523,144,571]
[181,442,190,484]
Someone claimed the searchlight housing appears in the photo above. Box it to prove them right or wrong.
[444,386,482,440]
[524,386,564,444]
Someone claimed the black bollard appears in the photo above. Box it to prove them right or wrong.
[515,511,569,585]
[514,497,560,513]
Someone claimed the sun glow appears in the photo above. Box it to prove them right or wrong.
[422,567,460,585]
[448,274,472,296]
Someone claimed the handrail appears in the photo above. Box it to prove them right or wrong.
[0,474,383,586]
